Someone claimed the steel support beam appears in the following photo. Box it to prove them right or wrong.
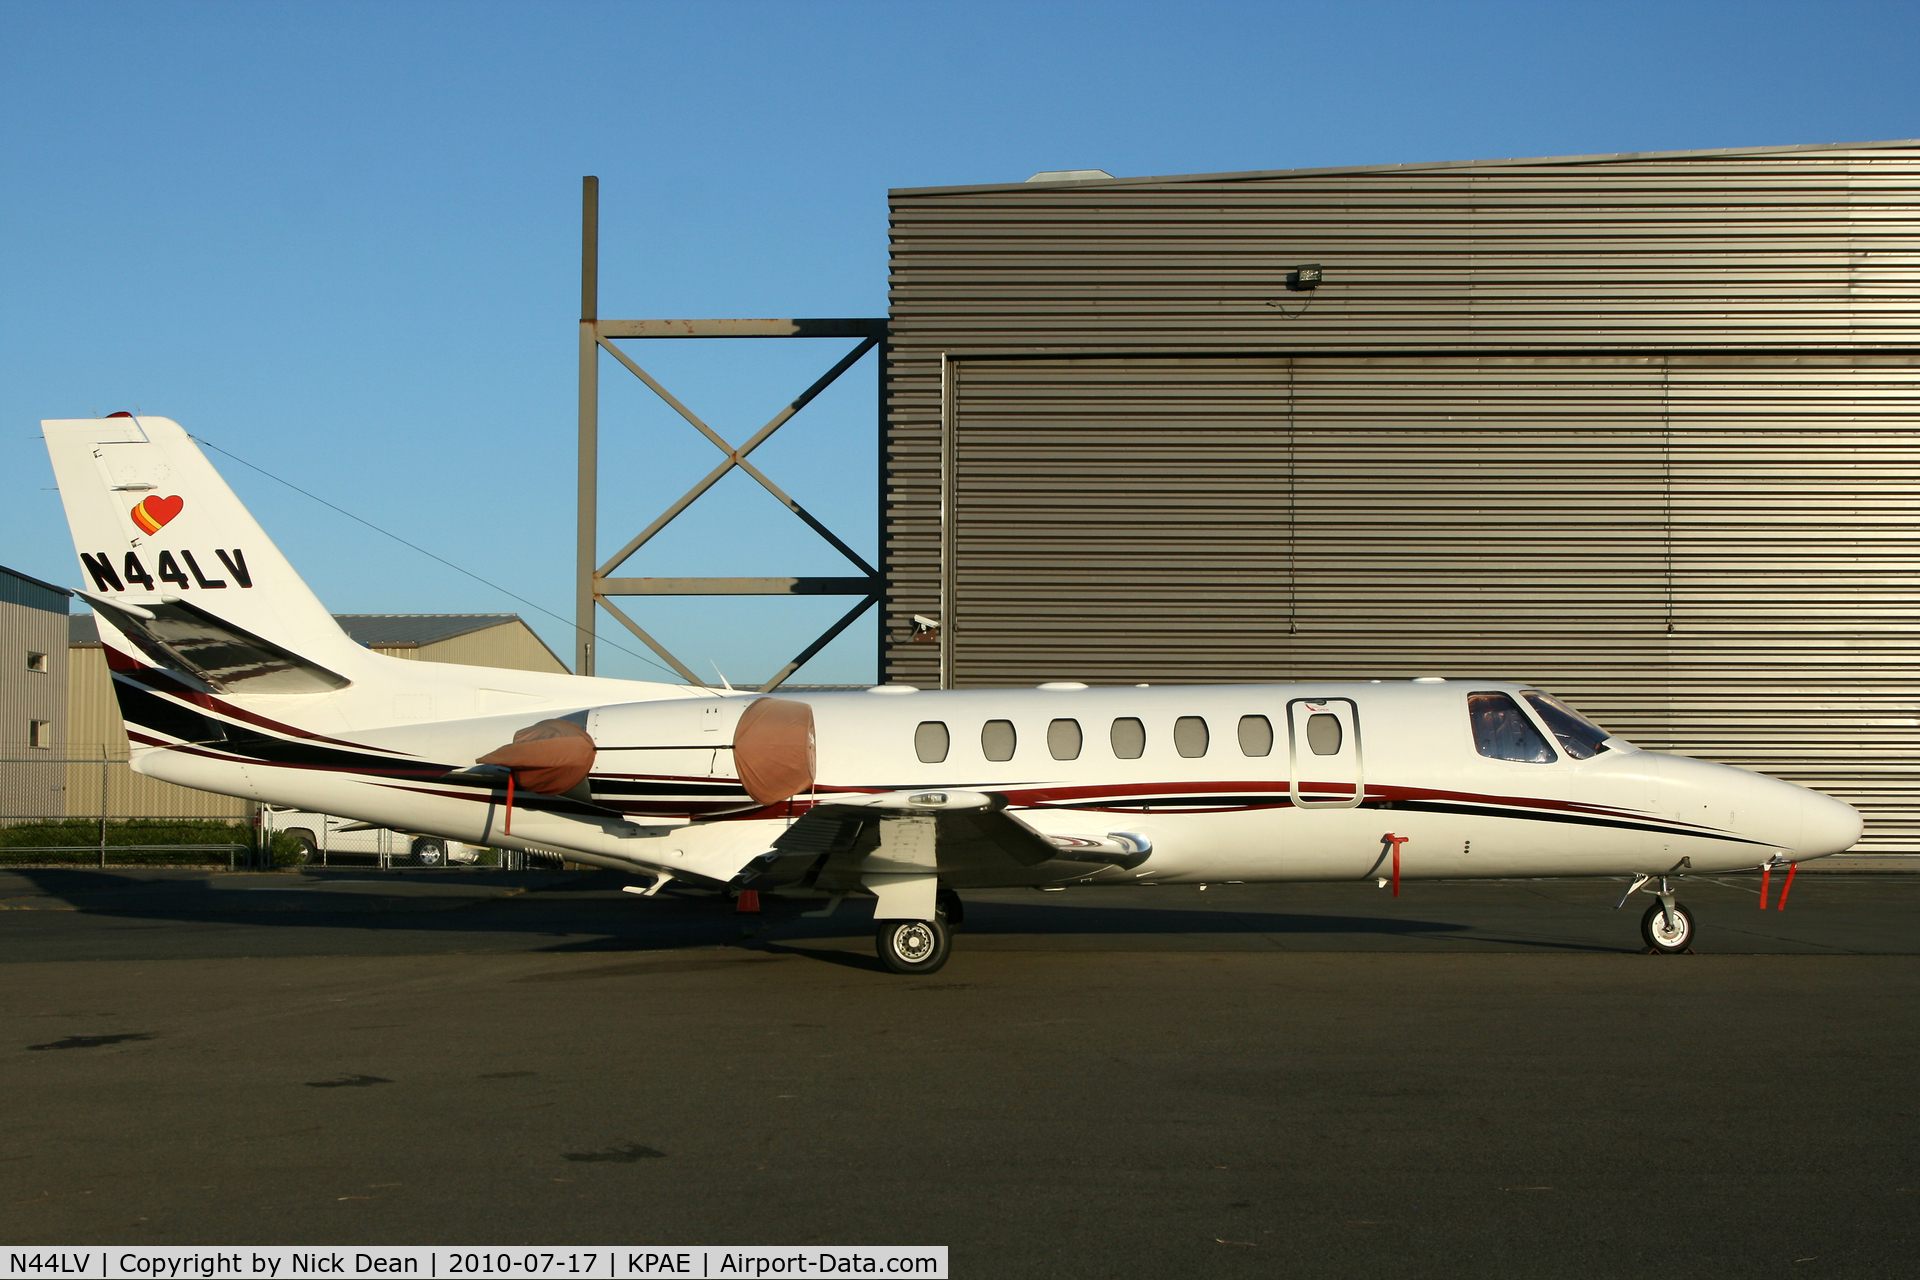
[597,318,886,339]
[573,177,886,689]
[576,176,600,676]
[756,594,880,693]
[598,576,880,596]
[593,334,880,579]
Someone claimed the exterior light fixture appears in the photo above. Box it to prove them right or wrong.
[1287,263,1323,291]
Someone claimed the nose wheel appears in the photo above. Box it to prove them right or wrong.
[1640,899,1695,953]
[1620,874,1697,954]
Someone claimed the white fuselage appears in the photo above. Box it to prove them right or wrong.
[132,676,1863,889]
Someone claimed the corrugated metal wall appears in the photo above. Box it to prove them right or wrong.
[402,623,570,673]
[64,645,249,818]
[0,593,69,822]
[943,355,1670,684]
[882,142,1920,853]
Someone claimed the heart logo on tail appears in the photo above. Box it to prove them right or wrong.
[131,495,184,535]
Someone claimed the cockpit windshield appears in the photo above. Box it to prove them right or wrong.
[1469,692,1557,763]
[1521,690,1616,760]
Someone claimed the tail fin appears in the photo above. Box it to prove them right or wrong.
[43,415,366,677]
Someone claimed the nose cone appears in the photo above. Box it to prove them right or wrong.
[1798,790,1864,859]
[1649,753,1861,863]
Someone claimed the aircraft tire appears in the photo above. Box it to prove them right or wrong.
[876,916,952,975]
[1640,900,1695,953]
[410,837,446,868]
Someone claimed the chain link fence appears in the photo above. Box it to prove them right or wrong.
[0,751,252,867]
[1,753,572,871]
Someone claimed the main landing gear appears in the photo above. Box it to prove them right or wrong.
[1619,874,1695,954]
[874,889,964,976]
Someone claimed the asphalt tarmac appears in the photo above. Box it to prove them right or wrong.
[4,869,1917,1277]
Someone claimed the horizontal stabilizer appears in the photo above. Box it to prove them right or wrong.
[81,591,351,695]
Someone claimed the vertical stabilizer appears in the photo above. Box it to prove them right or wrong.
[43,415,364,672]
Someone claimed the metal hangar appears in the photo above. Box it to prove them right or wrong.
[877,139,1920,854]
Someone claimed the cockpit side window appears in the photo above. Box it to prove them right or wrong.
[1521,690,1613,760]
[1468,691,1557,764]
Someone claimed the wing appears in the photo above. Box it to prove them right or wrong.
[748,791,1150,894]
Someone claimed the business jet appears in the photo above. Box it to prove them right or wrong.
[42,415,1862,973]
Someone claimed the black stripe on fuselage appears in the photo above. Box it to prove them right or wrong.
[1027,787,1766,847]
[119,685,456,780]
[590,777,750,799]
[123,692,752,819]
[1360,798,1772,846]
[107,653,406,753]
[1036,795,1289,813]
[115,681,234,745]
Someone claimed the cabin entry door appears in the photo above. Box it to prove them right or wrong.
[1288,698,1364,809]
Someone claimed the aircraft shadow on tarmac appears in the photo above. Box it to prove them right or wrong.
[0,866,1643,959]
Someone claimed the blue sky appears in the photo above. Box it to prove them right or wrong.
[4,1,1916,684]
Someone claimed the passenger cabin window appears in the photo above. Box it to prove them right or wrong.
[1238,715,1273,757]
[914,721,950,764]
[1111,717,1145,759]
[982,719,1017,762]
[1174,716,1209,758]
[1522,690,1612,760]
[1305,713,1342,756]
[1469,692,1557,763]
[1047,718,1082,761]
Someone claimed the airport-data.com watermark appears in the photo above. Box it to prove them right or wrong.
[5,1250,947,1280]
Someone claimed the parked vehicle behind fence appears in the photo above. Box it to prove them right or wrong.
[260,806,483,867]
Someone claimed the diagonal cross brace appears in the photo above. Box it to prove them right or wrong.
[595,595,707,687]
[596,335,879,579]
[755,594,879,693]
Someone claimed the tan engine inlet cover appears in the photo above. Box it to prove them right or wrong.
[477,718,597,796]
[734,697,817,805]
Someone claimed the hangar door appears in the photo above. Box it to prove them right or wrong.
[947,355,1920,852]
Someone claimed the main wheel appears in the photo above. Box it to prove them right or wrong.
[1640,900,1695,953]
[410,837,446,868]
[875,916,952,975]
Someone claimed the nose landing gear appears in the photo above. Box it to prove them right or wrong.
[1640,898,1695,953]
[1619,874,1696,954]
